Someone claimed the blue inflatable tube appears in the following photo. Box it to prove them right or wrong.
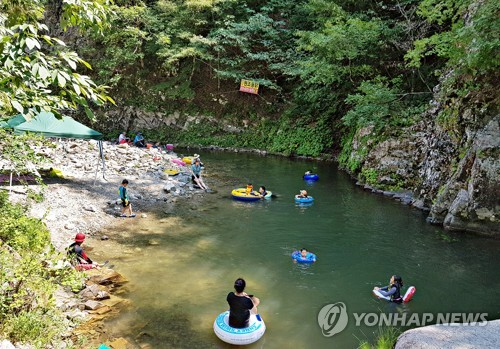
[291,251,317,263]
[294,195,314,203]
[303,174,319,181]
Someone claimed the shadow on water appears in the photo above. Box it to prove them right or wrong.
[90,150,500,348]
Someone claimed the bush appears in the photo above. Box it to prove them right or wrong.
[0,191,50,252]
[359,326,401,349]
[0,190,85,347]
[2,309,68,348]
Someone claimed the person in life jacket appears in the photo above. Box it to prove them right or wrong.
[374,275,404,303]
[67,233,101,271]
[258,186,268,198]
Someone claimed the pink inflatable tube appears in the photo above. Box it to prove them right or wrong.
[171,158,186,166]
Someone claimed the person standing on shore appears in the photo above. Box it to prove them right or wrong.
[119,179,136,217]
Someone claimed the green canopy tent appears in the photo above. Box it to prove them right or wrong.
[12,111,107,184]
[14,111,103,139]
[0,114,27,129]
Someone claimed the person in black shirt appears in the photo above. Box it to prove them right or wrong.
[226,278,260,328]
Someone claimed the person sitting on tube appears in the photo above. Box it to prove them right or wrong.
[374,275,404,303]
[293,248,316,263]
[227,278,260,328]
[296,189,308,198]
[258,186,268,198]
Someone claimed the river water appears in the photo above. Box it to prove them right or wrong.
[92,150,500,348]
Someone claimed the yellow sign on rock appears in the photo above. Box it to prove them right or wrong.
[239,79,259,95]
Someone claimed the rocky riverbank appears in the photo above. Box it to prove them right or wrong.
[2,139,207,349]
[5,139,206,250]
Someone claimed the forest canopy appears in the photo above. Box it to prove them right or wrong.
[1,0,498,156]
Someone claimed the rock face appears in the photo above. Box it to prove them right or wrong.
[347,88,499,236]
[94,106,245,136]
[395,320,500,349]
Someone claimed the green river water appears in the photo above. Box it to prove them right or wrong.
[92,150,500,348]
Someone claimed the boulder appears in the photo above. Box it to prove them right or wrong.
[84,300,104,310]
[395,320,500,349]
[87,269,128,286]
[0,340,16,349]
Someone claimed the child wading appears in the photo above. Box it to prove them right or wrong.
[119,179,136,217]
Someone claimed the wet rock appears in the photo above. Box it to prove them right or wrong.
[94,305,111,315]
[80,284,101,300]
[475,207,494,221]
[87,269,128,286]
[108,338,131,349]
[96,290,111,300]
[84,300,104,310]
[66,309,87,321]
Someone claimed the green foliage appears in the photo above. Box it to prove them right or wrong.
[359,326,401,349]
[0,128,51,177]
[0,190,85,346]
[0,191,49,251]
[295,12,383,85]
[144,113,333,157]
[2,310,62,346]
[406,0,499,76]
[343,77,426,131]
[0,0,114,119]
[210,0,304,90]
[27,188,45,203]
[361,168,378,185]
[266,116,333,156]
[337,129,368,173]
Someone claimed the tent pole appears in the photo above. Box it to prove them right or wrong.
[93,154,99,186]
[99,141,107,181]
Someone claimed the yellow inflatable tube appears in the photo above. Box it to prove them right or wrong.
[231,188,261,201]
[182,156,195,164]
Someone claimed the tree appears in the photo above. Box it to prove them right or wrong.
[406,0,499,76]
[0,0,115,120]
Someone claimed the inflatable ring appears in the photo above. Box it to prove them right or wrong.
[303,174,319,181]
[163,169,179,176]
[291,251,317,263]
[182,156,195,165]
[232,188,261,202]
[372,286,416,303]
[214,311,266,345]
[294,195,314,203]
[263,191,272,199]
[171,158,186,166]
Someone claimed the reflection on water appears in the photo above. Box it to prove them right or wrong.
[91,151,500,348]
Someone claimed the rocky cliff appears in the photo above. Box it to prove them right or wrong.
[349,81,499,236]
